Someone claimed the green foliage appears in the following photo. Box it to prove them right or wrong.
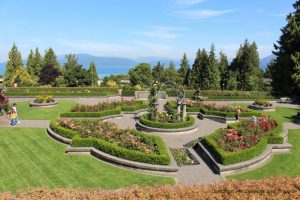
[178,53,190,86]
[43,48,61,70]
[88,62,99,86]
[60,109,121,118]
[139,114,195,129]
[51,120,170,165]
[27,48,43,80]
[34,94,55,103]
[253,99,272,107]
[121,90,135,96]
[38,64,62,85]
[199,107,260,118]
[11,67,36,87]
[170,148,193,165]
[203,132,268,165]
[270,1,300,96]
[106,80,118,88]
[128,63,152,87]
[120,101,148,111]
[152,62,165,83]
[4,43,24,84]
[164,61,180,84]
[230,40,263,91]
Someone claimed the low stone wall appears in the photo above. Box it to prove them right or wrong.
[29,101,58,108]
[249,104,275,111]
[195,139,292,176]
[47,127,179,173]
[136,121,199,135]
[198,112,240,124]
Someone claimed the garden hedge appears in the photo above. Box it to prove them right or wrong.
[121,90,135,97]
[166,90,274,99]
[120,101,148,112]
[50,121,170,165]
[139,114,195,129]
[203,121,284,165]
[199,107,261,118]
[6,87,119,97]
[60,109,121,118]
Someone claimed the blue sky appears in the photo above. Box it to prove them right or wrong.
[0,0,295,62]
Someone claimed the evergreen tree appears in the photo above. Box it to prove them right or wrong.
[64,54,78,70]
[206,44,220,89]
[88,61,99,86]
[26,50,34,76]
[231,40,262,91]
[178,53,189,85]
[164,61,179,83]
[64,65,91,87]
[191,49,202,89]
[4,43,24,84]
[11,67,35,87]
[27,48,43,79]
[183,68,191,87]
[219,52,229,90]
[270,0,300,95]
[152,61,165,83]
[198,49,209,89]
[43,48,60,70]
[32,48,43,77]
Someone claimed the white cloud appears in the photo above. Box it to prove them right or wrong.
[174,9,235,19]
[132,26,182,39]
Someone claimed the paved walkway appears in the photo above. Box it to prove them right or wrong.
[0,119,49,128]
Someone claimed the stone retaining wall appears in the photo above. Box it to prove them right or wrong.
[29,101,58,108]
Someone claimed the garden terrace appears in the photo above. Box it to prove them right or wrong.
[50,119,171,165]
[201,115,284,165]
[60,100,147,118]
[5,87,119,97]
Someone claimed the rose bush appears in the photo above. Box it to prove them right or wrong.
[217,115,277,151]
[57,119,156,154]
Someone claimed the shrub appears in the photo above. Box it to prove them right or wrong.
[253,99,272,107]
[34,94,55,103]
[60,109,121,118]
[139,114,195,129]
[121,90,135,96]
[51,119,170,165]
[200,107,260,118]
[203,116,283,165]
[2,177,300,199]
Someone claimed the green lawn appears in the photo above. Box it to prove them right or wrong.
[16,100,75,120]
[228,129,300,180]
[0,128,174,193]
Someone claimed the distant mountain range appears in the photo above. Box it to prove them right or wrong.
[0,54,275,77]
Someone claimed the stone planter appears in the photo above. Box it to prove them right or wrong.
[29,100,58,108]
[248,104,275,111]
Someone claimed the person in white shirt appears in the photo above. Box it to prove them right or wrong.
[12,103,20,123]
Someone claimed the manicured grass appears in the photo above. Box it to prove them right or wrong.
[228,129,300,180]
[15,100,75,120]
[0,128,174,193]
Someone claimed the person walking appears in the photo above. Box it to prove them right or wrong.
[10,109,17,126]
[12,103,20,123]
[235,107,241,122]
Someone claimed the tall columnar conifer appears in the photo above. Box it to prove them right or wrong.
[4,43,24,84]
[270,0,300,95]
[88,61,99,86]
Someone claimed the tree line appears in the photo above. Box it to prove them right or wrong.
[128,40,264,91]
[4,44,99,87]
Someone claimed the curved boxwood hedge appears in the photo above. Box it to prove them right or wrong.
[60,109,121,118]
[203,121,283,165]
[199,107,261,118]
[49,120,170,165]
[139,114,195,129]
[120,101,148,112]
[121,90,135,97]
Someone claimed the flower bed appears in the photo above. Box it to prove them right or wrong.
[60,109,121,118]
[139,113,195,129]
[170,148,199,166]
[50,119,170,165]
[71,100,147,112]
[29,95,57,107]
[248,99,275,111]
[203,115,283,165]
